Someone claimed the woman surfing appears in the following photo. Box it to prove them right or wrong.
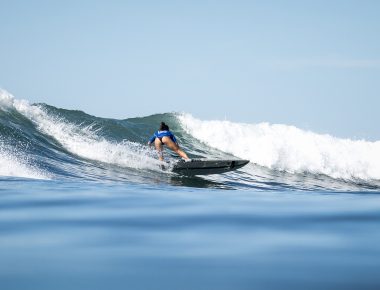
[148,122,191,162]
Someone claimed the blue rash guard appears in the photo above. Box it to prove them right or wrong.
[148,130,177,145]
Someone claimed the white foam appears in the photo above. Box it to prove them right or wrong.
[0,90,47,179]
[0,89,162,172]
[0,142,49,180]
[179,114,380,181]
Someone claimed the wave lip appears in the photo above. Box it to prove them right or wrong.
[178,113,380,181]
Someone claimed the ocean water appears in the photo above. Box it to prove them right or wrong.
[1,89,380,290]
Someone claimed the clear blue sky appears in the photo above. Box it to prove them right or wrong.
[1,0,379,140]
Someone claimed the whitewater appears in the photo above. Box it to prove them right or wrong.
[179,114,380,181]
[1,89,380,290]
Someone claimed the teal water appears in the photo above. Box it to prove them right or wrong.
[1,90,380,289]
[1,180,380,290]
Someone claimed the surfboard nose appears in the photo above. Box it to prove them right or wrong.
[230,160,249,168]
[235,160,250,167]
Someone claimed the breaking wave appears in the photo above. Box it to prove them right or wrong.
[0,89,379,191]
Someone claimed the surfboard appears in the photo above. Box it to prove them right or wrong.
[172,159,249,176]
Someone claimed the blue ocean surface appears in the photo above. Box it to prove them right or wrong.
[1,90,380,290]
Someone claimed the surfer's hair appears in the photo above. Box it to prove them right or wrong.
[159,122,169,131]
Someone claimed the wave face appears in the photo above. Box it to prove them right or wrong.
[0,89,379,191]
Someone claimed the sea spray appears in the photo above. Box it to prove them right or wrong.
[0,90,162,172]
[0,139,50,179]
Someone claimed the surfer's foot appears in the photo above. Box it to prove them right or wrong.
[183,158,192,162]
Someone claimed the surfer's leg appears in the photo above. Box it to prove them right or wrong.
[154,138,164,161]
[162,137,190,160]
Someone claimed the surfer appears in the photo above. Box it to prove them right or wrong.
[148,122,190,161]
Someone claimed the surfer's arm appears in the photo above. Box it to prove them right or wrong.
[147,134,156,145]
